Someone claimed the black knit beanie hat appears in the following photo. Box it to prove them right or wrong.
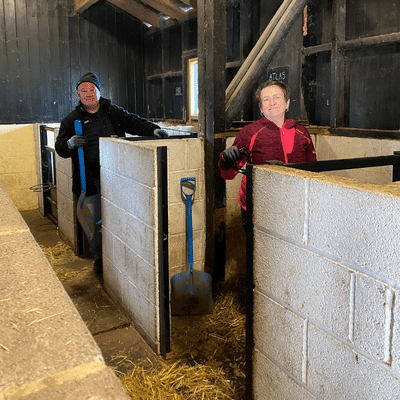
[76,72,101,91]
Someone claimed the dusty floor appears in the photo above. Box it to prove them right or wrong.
[21,209,246,399]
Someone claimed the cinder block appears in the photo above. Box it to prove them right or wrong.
[119,142,155,186]
[127,180,155,227]
[123,279,156,343]
[55,153,72,176]
[253,350,317,400]
[102,226,113,262]
[308,178,400,283]
[166,140,186,171]
[186,138,203,170]
[391,292,400,372]
[254,291,304,381]
[56,170,73,199]
[99,138,120,173]
[102,198,127,243]
[354,274,386,361]
[100,168,117,205]
[125,212,155,266]
[253,167,307,242]
[308,325,400,399]
[103,255,124,307]
[57,212,75,247]
[254,230,350,338]
[126,248,156,302]
[168,203,186,235]
[169,232,187,269]
[56,192,74,223]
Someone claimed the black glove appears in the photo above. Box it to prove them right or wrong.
[222,146,241,168]
[154,129,168,139]
[67,135,88,149]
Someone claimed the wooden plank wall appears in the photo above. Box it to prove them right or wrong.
[0,0,147,124]
[303,0,400,130]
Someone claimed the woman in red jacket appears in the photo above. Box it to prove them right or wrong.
[219,79,316,227]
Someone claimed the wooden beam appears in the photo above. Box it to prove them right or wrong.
[341,32,400,50]
[107,0,160,28]
[179,0,197,11]
[330,0,346,128]
[225,0,309,127]
[198,0,226,276]
[74,0,100,14]
[141,0,186,20]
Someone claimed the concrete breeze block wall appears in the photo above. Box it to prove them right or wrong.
[100,137,205,353]
[0,124,38,211]
[311,133,400,184]
[252,164,400,399]
[54,130,76,250]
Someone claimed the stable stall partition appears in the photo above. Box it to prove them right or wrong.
[99,137,205,355]
[249,164,400,399]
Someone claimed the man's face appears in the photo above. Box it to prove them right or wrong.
[77,82,100,108]
[259,85,290,121]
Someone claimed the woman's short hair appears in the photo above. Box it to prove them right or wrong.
[255,80,291,104]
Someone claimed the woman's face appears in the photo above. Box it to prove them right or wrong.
[259,85,290,122]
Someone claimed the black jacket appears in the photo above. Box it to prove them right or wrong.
[55,97,160,196]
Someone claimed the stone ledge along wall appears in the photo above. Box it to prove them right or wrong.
[100,137,205,354]
[251,164,400,399]
[0,183,130,400]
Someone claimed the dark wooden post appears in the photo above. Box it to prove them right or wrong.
[197,0,226,276]
[330,0,346,127]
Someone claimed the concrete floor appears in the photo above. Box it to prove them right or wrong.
[20,209,161,377]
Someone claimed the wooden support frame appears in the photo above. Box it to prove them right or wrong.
[198,0,226,275]
[225,0,310,127]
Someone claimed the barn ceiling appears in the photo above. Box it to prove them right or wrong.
[74,0,197,29]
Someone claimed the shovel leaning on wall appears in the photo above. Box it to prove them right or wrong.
[170,177,213,316]
[74,120,96,240]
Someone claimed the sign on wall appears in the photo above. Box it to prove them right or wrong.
[266,66,289,84]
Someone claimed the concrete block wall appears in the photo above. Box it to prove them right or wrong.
[222,132,400,280]
[0,124,38,211]
[0,182,130,400]
[100,137,205,354]
[311,132,400,184]
[252,164,400,399]
[54,135,76,250]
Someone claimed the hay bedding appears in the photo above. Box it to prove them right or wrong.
[120,276,246,400]
[42,242,246,399]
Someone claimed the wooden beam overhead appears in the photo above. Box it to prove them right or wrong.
[107,0,161,28]
[74,0,100,14]
[179,0,197,11]
[141,0,186,20]
[225,0,309,126]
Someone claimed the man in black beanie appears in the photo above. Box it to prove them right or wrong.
[55,72,168,273]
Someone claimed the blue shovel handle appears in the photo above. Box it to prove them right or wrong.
[181,177,196,271]
[74,120,86,194]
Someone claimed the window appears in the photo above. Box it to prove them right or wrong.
[188,58,198,121]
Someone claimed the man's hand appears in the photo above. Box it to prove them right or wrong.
[154,129,169,139]
[67,135,88,149]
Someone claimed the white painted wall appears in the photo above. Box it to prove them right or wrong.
[252,164,400,399]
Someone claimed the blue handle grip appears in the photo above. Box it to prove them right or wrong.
[74,120,86,194]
